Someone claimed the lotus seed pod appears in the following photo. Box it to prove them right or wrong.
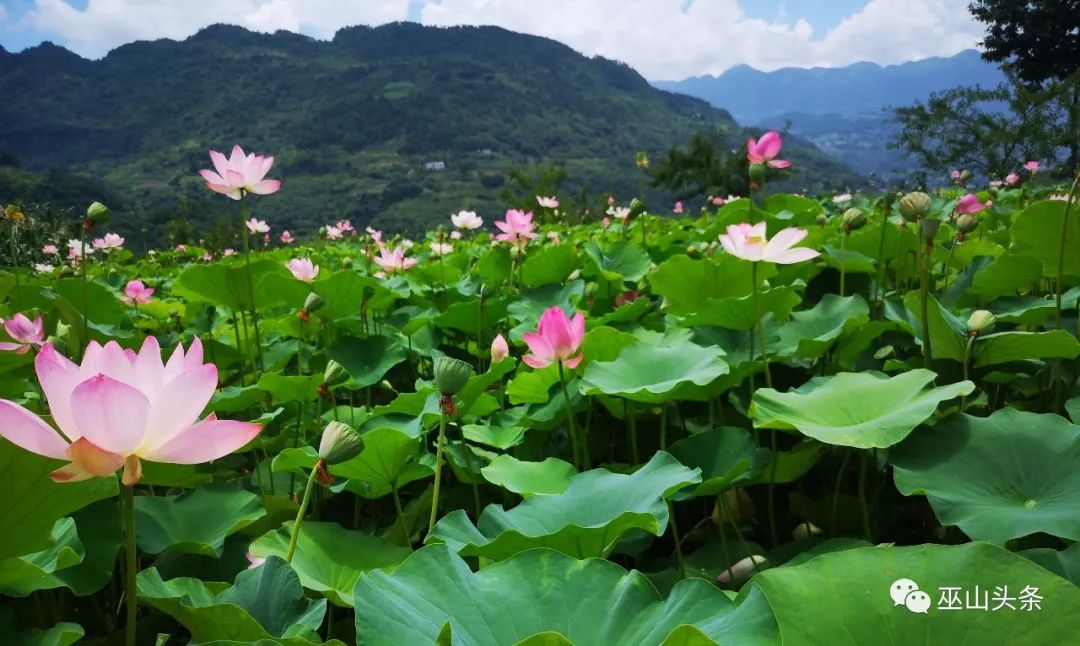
[434,356,473,396]
[716,554,768,584]
[955,213,979,234]
[967,310,996,335]
[815,213,828,227]
[303,292,324,314]
[841,207,867,232]
[898,192,931,222]
[86,201,111,226]
[318,421,365,465]
[748,162,766,184]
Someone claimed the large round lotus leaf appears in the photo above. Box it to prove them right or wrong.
[0,440,117,561]
[137,556,334,645]
[971,330,1080,368]
[1012,200,1080,276]
[579,341,729,404]
[355,545,779,646]
[751,370,973,449]
[426,452,701,560]
[583,240,651,282]
[667,427,759,498]
[520,244,578,287]
[1023,543,1080,587]
[775,294,869,360]
[890,409,1080,544]
[679,287,802,331]
[481,455,576,496]
[327,335,406,389]
[248,521,412,607]
[748,542,1080,644]
[0,517,83,592]
[134,483,264,558]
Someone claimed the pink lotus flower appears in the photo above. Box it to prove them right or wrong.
[202,252,213,261]
[280,230,295,244]
[35,263,55,275]
[602,217,611,228]
[1024,160,1039,173]
[712,196,726,206]
[373,245,417,274]
[121,280,154,305]
[450,230,462,240]
[67,239,92,260]
[523,307,585,370]
[491,334,510,363]
[546,231,560,246]
[610,207,630,221]
[336,220,355,234]
[607,196,615,206]
[199,145,281,200]
[246,552,266,569]
[246,218,269,235]
[223,249,236,257]
[0,337,262,484]
[176,245,187,253]
[92,233,124,251]
[951,170,962,180]
[429,242,453,256]
[746,131,790,168]
[955,193,991,214]
[285,258,319,282]
[536,196,559,209]
[325,226,343,240]
[366,227,383,244]
[673,201,684,214]
[719,222,820,264]
[0,313,45,354]
[1005,172,1020,186]
[494,210,538,248]
[42,244,59,256]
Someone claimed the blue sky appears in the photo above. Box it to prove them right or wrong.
[0,0,983,79]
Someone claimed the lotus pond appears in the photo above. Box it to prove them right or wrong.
[1,150,1080,645]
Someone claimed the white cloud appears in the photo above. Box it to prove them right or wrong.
[25,0,412,57]
[0,5,7,22]
[419,0,983,79]
[23,0,983,79]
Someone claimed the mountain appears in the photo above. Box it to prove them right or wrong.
[0,23,859,246]
[655,51,1006,179]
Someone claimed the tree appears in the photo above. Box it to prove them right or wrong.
[890,82,1059,180]
[969,0,1080,172]
[649,130,748,201]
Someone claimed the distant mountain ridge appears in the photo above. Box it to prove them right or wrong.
[0,22,861,244]
[655,51,1005,179]
[655,50,1005,123]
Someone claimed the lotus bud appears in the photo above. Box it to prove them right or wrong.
[323,359,349,386]
[491,334,509,363]
[303,292,324,314]
[841,208,866,233]
[792,522,823,540]
[342,258,354,269]
[86,201,111,226]
[898,192,931,222]
[815,213,827,227]
[748,162,766,184]
[567,269,581,281]
[919,218,941,242]
[434,356,473,396]
[955,213,979,234]
[716,555,768,584]
[960,169,972,182]
[967,310,995,336]
[628,198,646,218]
[635,151,649,169]
[318,421,365,465]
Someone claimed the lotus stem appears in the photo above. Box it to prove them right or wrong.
[122,483,138,646]
[839,232,847,298]
[667,501,686,579]
[719,491,759,578]
[428,410,449,532]
[558,362,581,470]
[875,201,890,314]
[857,451,872,542]
[1055,178,1080,332]
[915,225,933,368]
[627,401,640,465]
[239,198,265,374]
[829,450,852,537]
[286,465,319,563]
[81,233,89,348]
[9,226,22,310]
[961,335,975,412]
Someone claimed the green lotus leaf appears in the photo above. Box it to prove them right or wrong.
[751,370,973,448]
[583,240,651,282]
[1022,543,1080,587]
[137,556,334,645]
[776,294,870,360]
[327,335,406,389]
[248,521,412,607]
[134,483,265,557]
[650,254,772,313]
[481,455,576,496]
[0,607,83,646]
[1012,200,1080,276]
[667,427,759,497]
[891,408,1080,544]
[0,440,117,561]
[462,424,527,450]
[749,542,1080,644]
[426,452,701,560]
[971,330,1080,367]
[0,517,83,592]
[355,545,778,646]
[521,244,578,287]
[580,341,728,404]
[679,287,802,331]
